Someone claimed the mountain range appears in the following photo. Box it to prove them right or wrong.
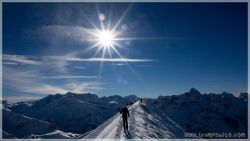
[2,88,248,139]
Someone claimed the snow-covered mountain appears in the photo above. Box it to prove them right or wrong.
[2,103,55,139]
[155,88,248,138]
[2,100,82,139]
[83,100,185,139]
[3,92,138,138]
[2,89,247,139]
[82,89,247,139]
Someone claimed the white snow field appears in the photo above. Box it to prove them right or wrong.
[28,130,81,139]
[83,99,185,139]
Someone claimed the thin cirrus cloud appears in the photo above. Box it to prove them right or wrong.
[3,54,41,65]
[39,75,100,79]
[3,68,67,94]
[3,54,155,65]
[74,66,87,69]
[38,25,95,43]
[3,67,102,94]
[3,53,154,95]
[4,67,100,80]
[46,56,155,62]
[2,96,43,103]
[17,74,101,80]
[14,81,102,95]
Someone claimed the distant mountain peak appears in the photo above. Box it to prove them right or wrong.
[188,88,201,95]
[65,92,78,95]
[222,91,233,95]
[64,92,98,97]
[124,95,138,99]
[239,93,248,98]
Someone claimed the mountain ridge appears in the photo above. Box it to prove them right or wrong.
[3,88,248,139]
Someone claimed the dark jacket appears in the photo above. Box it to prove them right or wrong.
[120,107,130,118]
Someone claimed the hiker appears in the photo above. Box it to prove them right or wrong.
[120,106,130,132]
[140,98,143,104]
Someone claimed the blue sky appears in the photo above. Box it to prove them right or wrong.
[3,3,247,98]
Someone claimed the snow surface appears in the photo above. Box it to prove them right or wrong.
[2,108,56,138]
[108,101,118,104]
[3,105,84,139]
[28,130,81,139]
[83,99,185,139]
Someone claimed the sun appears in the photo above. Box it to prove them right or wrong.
[97,30,116,48]
[85,10,132,59]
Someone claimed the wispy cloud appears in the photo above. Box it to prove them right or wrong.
[14,73,100,80]
[3,54,155,66]
[47,56,155,62]
[39,75,100,79]
[113,63,126,66]
[3,66,102,95]
[3,54,41,65]
[74,66,87,69]
[3,96,43,103]
[63,82,103,94]
[2,62,19,65]
[3,53,154,95]
[3,69,66,94]
[7,69,99,80]
[39,25,94,43]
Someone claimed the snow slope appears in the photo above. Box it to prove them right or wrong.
[3,104,87,139]
[2,108,56,138]
[28,130,81,139]
[6,93,138,134]
[83,99,185,139]
[155,88,248,138]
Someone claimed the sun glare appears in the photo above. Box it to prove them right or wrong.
[97,30,115,48]
[82,4,139,74]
